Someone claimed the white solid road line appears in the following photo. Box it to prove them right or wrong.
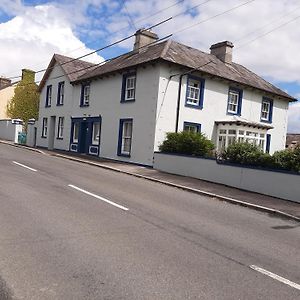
[68,184,129,211]
[250,265,300,291]
[12,161,37,172]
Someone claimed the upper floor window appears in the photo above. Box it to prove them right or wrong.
[227,88,242,115]
[185,75,205,109]
[183,122,201,133]
[80,83,90,106]
[46,85,52,107]
[57,117,64,139]
[118,119,133,156]
[57,81,65,106]
[42,117,48,138]
[261,98,273,123]
[121,72,136,102]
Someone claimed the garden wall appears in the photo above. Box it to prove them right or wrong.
[154,152,300,203]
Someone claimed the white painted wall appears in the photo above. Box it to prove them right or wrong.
[0,119,23,143]
[36,63,74,151]
[154,64,289,154]
[154,152,300,203]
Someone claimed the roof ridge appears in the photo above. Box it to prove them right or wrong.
[160,39,172,58]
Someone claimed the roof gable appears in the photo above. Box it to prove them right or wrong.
[38,54,96,92]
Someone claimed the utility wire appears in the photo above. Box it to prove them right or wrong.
[120,0,137,31]
[236,14,300,50]
[9,34,173,88]
[7,17,172,81]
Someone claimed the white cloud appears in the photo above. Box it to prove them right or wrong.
[0,3,103,81]
[288,102,300,133]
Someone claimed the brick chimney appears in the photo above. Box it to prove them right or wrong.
[0,77,11,90]
[21,69,35,82]
[133,29,159,52]
[210,41,234,64]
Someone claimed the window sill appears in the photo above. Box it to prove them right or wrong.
[56,103,64,106]
[56,137,63,140]
[80,104,89,107]
[185,103,203,110]
[45,105,51,108]
[227,111,240,116]
[121,99,135,103]
[117,153,131,157]
[260,119,272,124]
[41,136,47,139]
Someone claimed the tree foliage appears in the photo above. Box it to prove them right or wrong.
[6,72,39,127]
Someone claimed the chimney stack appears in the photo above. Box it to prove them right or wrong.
[0,77,11,90]
[210,41,234,64]
[21,69,35,82]
[133,29,159,52]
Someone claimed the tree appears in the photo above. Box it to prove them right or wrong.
[6,69,39,129]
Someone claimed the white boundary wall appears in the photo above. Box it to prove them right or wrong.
[0,119,23,143]
[154,152,300,203]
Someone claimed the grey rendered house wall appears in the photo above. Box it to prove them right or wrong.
[37,62,161,166]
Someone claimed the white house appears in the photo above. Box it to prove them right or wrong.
[36,29,295,166]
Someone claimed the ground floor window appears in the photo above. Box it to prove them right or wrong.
[92,122,100,145]
[73,122,79,143]
[183,122,201,133]
[42,118,48,138]
[217,127,267,152]
[118,119,133,156]
[57,117,64,139]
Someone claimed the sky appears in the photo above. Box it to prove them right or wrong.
[0,0,299,132]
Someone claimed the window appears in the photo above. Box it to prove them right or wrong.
[80,83,90,106]
[227,88,243,115]
[118,119,133,156]
[261,98,273,123]
[42,118,48,138]
[73,123,79,143]
[46,85,52,107]
[183,122,201,133]
[266,134,271,153]
[217,127,266,151]
[121,72,136,102]
[57,81,65,105]
[92,122,100,145]
[186,75,205,108]
[57,117,64,139]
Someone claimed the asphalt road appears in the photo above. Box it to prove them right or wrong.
[0,143,299,300]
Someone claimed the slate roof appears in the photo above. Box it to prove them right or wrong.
[215,116,274,130]
[286,134,300,146]
[74,39,295,102]
[38,54,97,92]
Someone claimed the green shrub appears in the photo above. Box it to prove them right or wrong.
[272,146,300,172]
[159,131,215,157]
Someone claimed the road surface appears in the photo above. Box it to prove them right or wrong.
[0,143,299,299]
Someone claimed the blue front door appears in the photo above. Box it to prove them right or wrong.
[70,117,101,156]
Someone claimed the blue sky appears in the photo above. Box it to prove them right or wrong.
[0,0,299,131]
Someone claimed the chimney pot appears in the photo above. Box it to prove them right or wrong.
[210,41,234,64]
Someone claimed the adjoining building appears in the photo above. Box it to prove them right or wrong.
[36,29,296,166]
[286,133,300,149]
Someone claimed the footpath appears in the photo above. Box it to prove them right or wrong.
[1,140,300,222]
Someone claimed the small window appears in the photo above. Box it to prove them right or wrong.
[185,75,205,108]
[42,118,48,138]
[80,83,90,106]
[261,98,273,123]
[118,119,133,156]
[57,81,65,105]
[92,122,100,145]
[73,123,79,143]
[183,122,201,133]
[227,88,242,115]
[46,85,52,107]
[57,117,64,139]
[121,73,136,102]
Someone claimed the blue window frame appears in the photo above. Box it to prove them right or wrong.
[121,72,136,102]
[45,85,52,107]
[183,122,201,133]
[266,134,271,153]
[227,87,243,116]
[80,83,90,107]
[117,118,133,157]
[185,75,205,109]
[260,97,273,123]
[57,81,65,106]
